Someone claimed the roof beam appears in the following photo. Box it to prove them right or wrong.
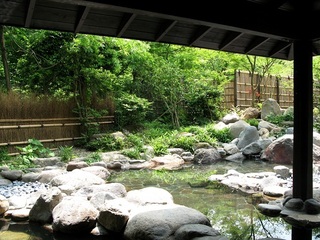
[117,13,136,37]
[75,6,90,34]
[261,0,289,10]
[155,20,177,42]
[312,44,320,56]
[244,36,269,54]
[268,41,291,57]
[189,26,212,46]
[219,31,244,50]
[287,43,294,60]
[25,0,36,27]
[49,0,297,40]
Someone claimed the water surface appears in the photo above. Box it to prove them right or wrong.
[1,159,320,239]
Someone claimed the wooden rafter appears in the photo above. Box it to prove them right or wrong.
[25,0,36,27]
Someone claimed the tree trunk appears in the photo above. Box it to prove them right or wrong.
[0,25,11,92]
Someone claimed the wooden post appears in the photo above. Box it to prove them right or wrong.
[234,70,238,107]
[292,39,313,240]
[276,76,280,104]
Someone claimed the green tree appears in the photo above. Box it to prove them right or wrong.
[0,25,11,92]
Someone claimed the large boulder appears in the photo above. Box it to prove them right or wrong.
[261,134,293,164]
[229,120,250,139]
[50,169,105,191]
[193,148,221,164]
[74,182,127,200]
[52,196,99,234]
[126,187,174,206]
[261,98,282,120]
[236,126,260,149]
[124,204,212,240]
[0,195,9,215]
[29,187,63,223]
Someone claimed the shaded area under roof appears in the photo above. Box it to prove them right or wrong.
[1,0,320,60]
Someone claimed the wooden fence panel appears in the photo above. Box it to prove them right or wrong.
[223,70,299,109]
[0,116,114,154]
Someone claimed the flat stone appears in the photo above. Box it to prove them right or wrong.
[283,198,304,211]
[305,198,320,214]
[257,203,282,217]
[280,209,320,229]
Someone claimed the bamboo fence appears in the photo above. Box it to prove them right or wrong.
[223,70,320,109]
[0,116,114,154]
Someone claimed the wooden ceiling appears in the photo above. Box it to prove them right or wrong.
[1,0,320,60]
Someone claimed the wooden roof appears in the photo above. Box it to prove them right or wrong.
[1,2,319,239]
[1,0,320,60]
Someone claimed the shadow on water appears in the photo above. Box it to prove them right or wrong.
[1,159,320,239]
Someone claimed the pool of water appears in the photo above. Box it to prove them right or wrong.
[1,159,320,239]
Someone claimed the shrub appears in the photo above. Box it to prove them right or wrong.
[16,138,54,162]
[58,146,74,162]
[86,134,125,151]
[115,93,152,128]
[205,125,232,143]
[265,112,293,126]
[85,152,102,164]
[0,147,11,162]
[245,118,259,128]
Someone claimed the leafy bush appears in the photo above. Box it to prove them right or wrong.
[205,125,232,143]
[0,147,11,162]
[85,152,102,164]
[16,138,54,163]
[115,93,153,127]
[150,135,170,156]
[86,134,125,151]
[245,118,259,128]
[121,148,142,159]
[10,138,54,169]
[265,112,293,126]
[85,120,233,157]
[170,134,196,152]
[58,146,74,162]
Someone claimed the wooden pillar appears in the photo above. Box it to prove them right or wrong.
[276,76,280,104]
[292,39,313,240]
[234,70,238,107]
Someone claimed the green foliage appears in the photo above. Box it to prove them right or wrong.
[124,133,144,149]
[149,134,170,156]
[170,134,197,152]
[58,145,74,162]
[245,118,260,127]
[16,138,54,161]
[0,147,11,162]
[207,127,232,143]
[13,138,54,169]
[84,152,102,164]
[2,27,297,129]
[0,147,15,169]
[75,107,109,143]
[139,121,174,139]
[265,112,294,126]
[86,121,233,157]
[183,124,232,145]
[115,93,152,128]
[184,80,225,124]
[121,148,142,159]
[86,134,125,151]
[120,134,146,159]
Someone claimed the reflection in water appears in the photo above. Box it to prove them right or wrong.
[1,160,320,239]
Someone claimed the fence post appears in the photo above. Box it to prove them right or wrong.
[234,70,238,107]
[276,76,280,103]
